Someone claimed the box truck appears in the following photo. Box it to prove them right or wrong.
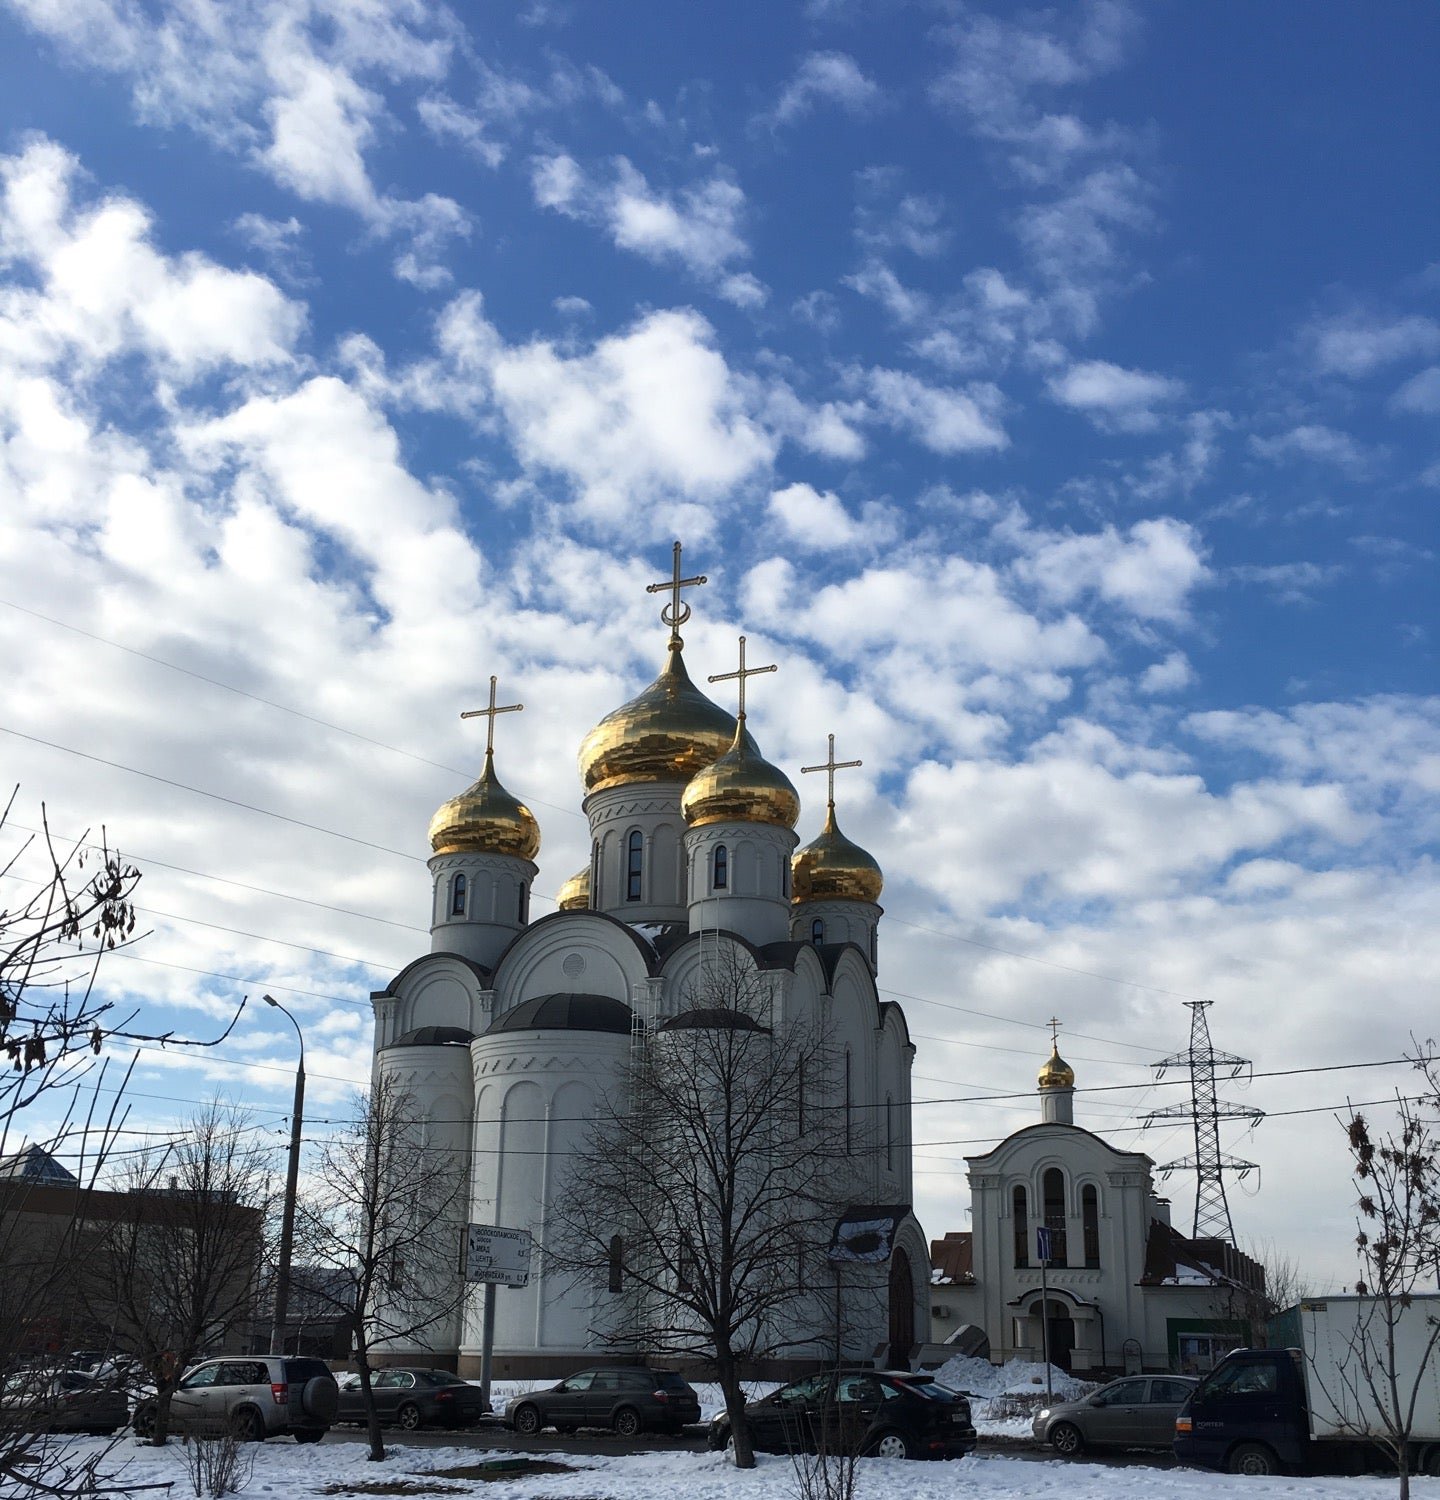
[1174,1295,1440,1477]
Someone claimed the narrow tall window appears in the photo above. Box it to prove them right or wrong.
[713,843,728,890]
[870,927,877,966]
[590,839,600,906]
[782,860,790,899]
[608,1234,624,1293]
[885,1094,894,1172]
[1013,1185,1030,1268]
[1082,1184,1100,1268]
[450,873,467,916]
[811,917,825,946]
[844,1050,853,1155]
[796,1058,805,1137]
[626,830,643,901]
[517,881,528,923]
[678,1242,694,1293]
[1043,1167,1068,1266]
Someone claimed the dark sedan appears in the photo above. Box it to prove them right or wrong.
[505,1368,701,1436]
[0,1369,129,1435]
[708,1369,977,1461]
[1033,1374,1198,1455]
[335,1368,488,1430]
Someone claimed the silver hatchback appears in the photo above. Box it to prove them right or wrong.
[134,1356,338,1443]
[1033,1374,1198,1456]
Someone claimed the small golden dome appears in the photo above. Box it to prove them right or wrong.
[556,866,590,911]
[428,752,541,860]
[1038,1044,1075,1091]
[792,805,883,904]
[578,642,737,795]
[681,720,800,829]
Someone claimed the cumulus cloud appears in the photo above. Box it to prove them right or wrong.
[863,368,1008,453]
[771,51,882,125]
[1304,310,1440,378]
[1138,651,1194,695]
[530,153,765,305]
[1391,365,1440,415]
[766,481,897,552]
[1249,423,1372,474]
[1047,358,1184,431]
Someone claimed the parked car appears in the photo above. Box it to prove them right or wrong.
[0,1369,130,1435]
[131,1356,338,1443]
[708,1369,977,1461]
[335,1368,488,1430]
[1033,1374,1198,1456]
[505,1368,701,1436]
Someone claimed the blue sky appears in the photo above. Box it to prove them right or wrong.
[1,0,1436,1291]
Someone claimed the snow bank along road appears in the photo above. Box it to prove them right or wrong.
[52,1434,1436,1499]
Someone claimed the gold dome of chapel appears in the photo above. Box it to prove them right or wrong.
[578,642,738,795]
[681,721,800,829]
[428,750,541,860]
[556,866,590,911]
[1038,1044,1075,1091]
[791,806,884,905]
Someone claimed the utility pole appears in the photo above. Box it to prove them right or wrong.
[1145,1002,1263,1243]
[265,994,306,1355]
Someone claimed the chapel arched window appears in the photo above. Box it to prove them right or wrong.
[1043,1167,1068,1266]
[1013,1185,1029,1268]
[608,1234,624,1293]
[844,1050,853,1155]
[517,880,528,923]
[811,918,824,947]
[1082,1184,1100,1268]
[885,1093,894,1172]
[626,830,643,901]
[450,873,467,917]
[713,844,728,890]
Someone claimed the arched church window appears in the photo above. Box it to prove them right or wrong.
[1013,1185,1029,1268]
[626,830,643,901]
[713,844,728,890]
[870,926,877,966]
[844,1050,853,1155]
[811,918,825,946]
[1043,1167,1068,1266]
[608,1234,624,1293]
[450,873,467,916]
[1082,1183,1100,1268]
[590,839,600,906]
[782,859,790,899]
[517,881,528,923]
[885,1093,894,1172]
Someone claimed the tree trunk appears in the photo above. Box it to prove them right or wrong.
[355,1342,386,1462]
[714,1349,755,1470]
[149,1378,178,1447]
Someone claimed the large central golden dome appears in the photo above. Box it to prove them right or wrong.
[681,721,800,829]
[578,642,737,795]
[792,806,883,904]
[429,752,541,860]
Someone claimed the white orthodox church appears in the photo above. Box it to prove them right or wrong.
[369,550,928,1377]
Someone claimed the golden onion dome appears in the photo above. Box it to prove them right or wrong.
[428,751,541,860]
[1038,1044,1076,1091]
[556,865,590,911]
[681,719,800,830]
[578,642,738,795]
[792,805,883,904]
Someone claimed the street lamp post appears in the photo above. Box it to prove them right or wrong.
[265,994,305,1357]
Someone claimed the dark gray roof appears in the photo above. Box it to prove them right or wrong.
[659,1007,770,1033]
[486,993,635,1036]
[385,1025,476,1049]
[0,1144,79,1185]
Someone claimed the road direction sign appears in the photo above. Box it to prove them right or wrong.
[463,1224,532,1287]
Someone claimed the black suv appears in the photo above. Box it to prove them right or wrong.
[708,1369,977,1461]
[505,1368,701,1436]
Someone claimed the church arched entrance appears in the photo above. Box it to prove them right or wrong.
[1043,1299,1074,1372]
[887,1248,914,1359]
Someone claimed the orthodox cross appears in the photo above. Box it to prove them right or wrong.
[460,675,523,760]
[1048,1016,1063,1048]
[708,634,776,720]
[645,540,707,642]
[801,733,863,809]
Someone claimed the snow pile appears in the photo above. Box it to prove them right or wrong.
[931,1356,1098,1437]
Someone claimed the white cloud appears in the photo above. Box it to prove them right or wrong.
[416,93,507,168]
[529,154,764,306]
[766,482,896,552]
[772,51,882,125]
[1010,516,1209,622]
[1228,560,1343,603]
[1391,365,1440,415]
[1249,424,1371,474]
[1048,358,1184,432]
[1305,311,1440,378]
[1138,651,1193,695]
[863,368,1008,453]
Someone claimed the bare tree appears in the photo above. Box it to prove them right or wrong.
[1329,1082,1440,1499]
[1221,1239,1308,1347]
[87,1103,274,1446]
[295,1076,469,1462]
[546,943,860,1470]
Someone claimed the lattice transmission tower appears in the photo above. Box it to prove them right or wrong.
[1144,1002,1264,1243]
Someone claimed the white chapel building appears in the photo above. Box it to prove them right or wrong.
[369,555,929,1377]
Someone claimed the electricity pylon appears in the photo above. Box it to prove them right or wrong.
[1144,1002,1264,1242]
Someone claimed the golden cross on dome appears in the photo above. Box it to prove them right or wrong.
[801,733,863,809]
[460,675,523,759]
[708,634,776,720]
[645,540,707,644]
[1048,1017,1062,1048]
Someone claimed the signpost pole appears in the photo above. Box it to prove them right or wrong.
[1038,1226,1054,1403]
[479,1284,497,1416]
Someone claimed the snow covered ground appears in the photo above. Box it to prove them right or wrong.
[44,1431,1438,1500]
